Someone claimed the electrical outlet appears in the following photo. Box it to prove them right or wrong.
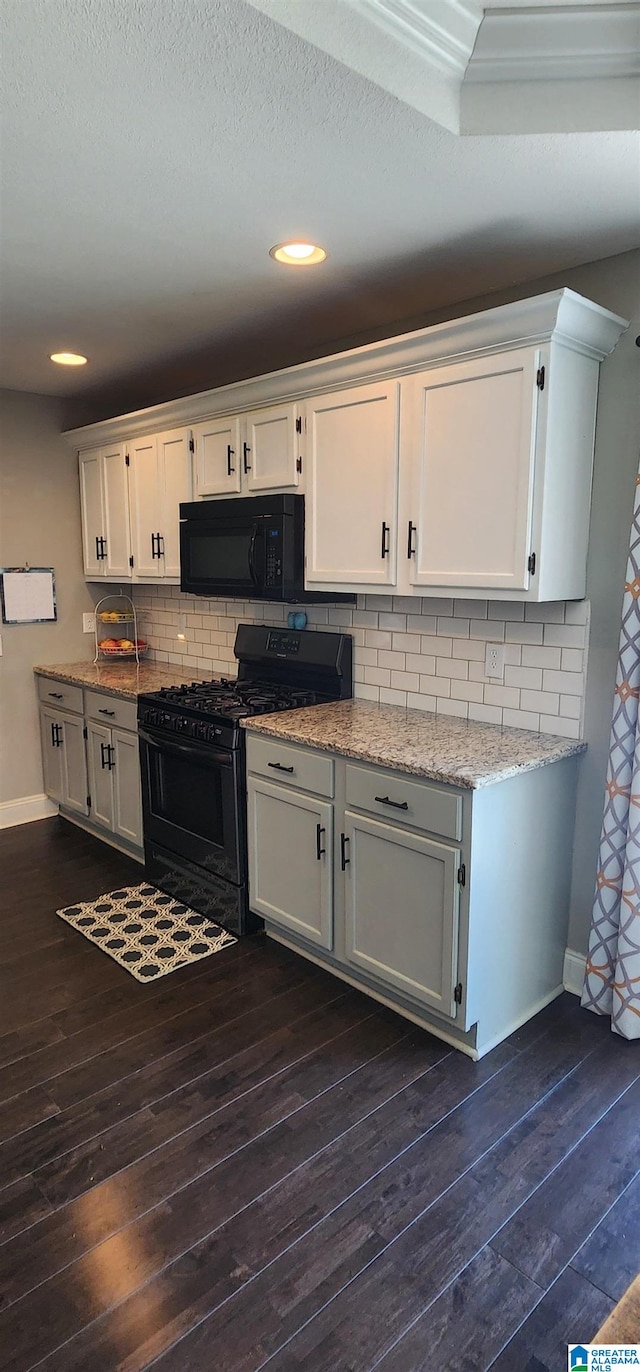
[83,613,96,634]
[484,642,505,679]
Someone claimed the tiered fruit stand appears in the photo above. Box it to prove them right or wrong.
[93,593,147,665]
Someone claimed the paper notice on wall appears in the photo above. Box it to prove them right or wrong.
[1,569,57,623]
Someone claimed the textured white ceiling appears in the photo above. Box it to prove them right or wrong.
[0,0,638,411]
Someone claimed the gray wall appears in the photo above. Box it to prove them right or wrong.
[0,390,93,807]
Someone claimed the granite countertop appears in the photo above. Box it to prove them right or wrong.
[242,698,586,789]
[34,660,211,701]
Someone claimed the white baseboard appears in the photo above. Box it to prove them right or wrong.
[0,793,58,829]
[563,947,586,997]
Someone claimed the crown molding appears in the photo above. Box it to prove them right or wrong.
[248,0,639,133]
[466,3,640,83]
[350,0,482,77]
[64,290,628,449]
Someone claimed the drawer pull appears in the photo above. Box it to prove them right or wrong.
[48,692,63,699]
[268,761,294,773]
[316,823,326,860]
[98,708,116,716]
[375,795,409,811]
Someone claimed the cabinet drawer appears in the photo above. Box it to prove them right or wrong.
[37,677,84,715]
[85,690,138,733]
[246,735,334,798]
[345,763,462,840]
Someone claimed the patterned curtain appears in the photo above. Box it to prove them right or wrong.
[582,467,640,1039]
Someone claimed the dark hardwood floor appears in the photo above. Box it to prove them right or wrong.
[0,816,638,1371]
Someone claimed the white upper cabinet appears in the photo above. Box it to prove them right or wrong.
[128,434,162,578]
[243,402,300,491]
[304,380,400,586]
[193,416,241,497]
[79,445,131,579]
[157,428,193,578]
[403,348,542,593]
[128,427,192,580]
[70,291,627,602]
[193,403,300,498]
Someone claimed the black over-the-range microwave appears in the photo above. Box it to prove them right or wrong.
[179,494,354,603]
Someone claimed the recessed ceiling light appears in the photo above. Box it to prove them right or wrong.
[49,351,88,366]
[269,242,327,266]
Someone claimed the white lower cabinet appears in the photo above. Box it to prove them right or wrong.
[38,678,142,855]
[39,705,88,817]
[86,719,142,849]
[248,778,333,948]
[246,732,580,1059]
[343,810,460,1019]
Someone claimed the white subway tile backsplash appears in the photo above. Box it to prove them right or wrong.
[437,616,468,638]
[540,714,580,739]
[503,708,540,731]
[543,623,586,649]
[407,614,437,634]
[133,588,589,741]
[468,702,502,725]
[564,600,590,625]
[392,632,421,652]
[364,666,391,687]
[521,645,562,669]
[561,648,584,672]
[525,601,565,623]
[437,697,468,719]
[380,686,408,705]
[421,635,453,657]
[436,657,468,680]
[454,599,487,618]
[391,670,420,691]
[450,679,484,703]
[484,684,520,709]
[560,693,582,719]
[520,689,560,714]
[488,601,525,622]
[504,665,543,690]
[407,692,437,712]
[505,622,544,646]
[365,629,392,649]
[542,669,584,696]
[421,596,454,616]
[470,620,506,642]
[452,638,486,661]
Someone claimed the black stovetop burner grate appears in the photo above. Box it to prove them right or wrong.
[153,678,321,719]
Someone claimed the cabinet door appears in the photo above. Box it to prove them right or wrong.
[102,443,132,579]
[193,417,241,497]
[128,435,163,579]
[248,778,333,948]
[60,713,89,817]
[40,707,64,801]
[304,381,399,586]
[86,722,114,830]
[112,728,142,848]
[158,428,193,578]
[243,403,300,491]
[79,450,105,577]
[343,810,460,1018]
[405,348,541,591]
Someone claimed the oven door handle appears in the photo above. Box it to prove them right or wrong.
[138,727,234,768]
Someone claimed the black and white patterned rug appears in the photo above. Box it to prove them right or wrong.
[57,884,236,982]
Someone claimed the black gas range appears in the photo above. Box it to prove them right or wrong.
[138,624,352,935]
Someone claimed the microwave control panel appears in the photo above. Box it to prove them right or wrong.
[265,528,283,587]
